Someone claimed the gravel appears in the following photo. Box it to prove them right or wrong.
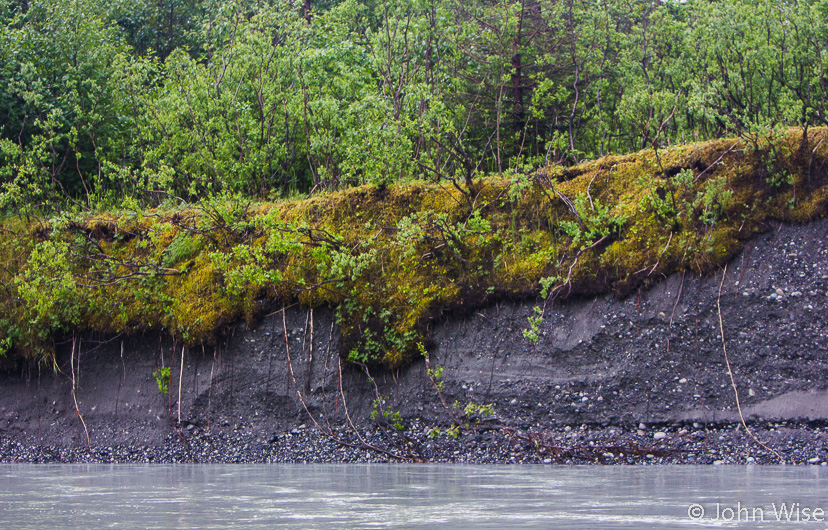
[3,420,828,465]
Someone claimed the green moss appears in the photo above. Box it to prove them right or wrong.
[1,128,827,368]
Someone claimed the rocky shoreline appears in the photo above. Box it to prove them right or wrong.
[3,419,828,465]
[1,218,827,465]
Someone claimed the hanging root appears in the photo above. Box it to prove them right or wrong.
[717,264,785,463]
[69,336,92,452]
[281,306,412,461]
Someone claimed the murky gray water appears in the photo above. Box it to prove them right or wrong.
[1,465,827,528]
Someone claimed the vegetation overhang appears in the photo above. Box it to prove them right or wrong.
[1,128,826,368]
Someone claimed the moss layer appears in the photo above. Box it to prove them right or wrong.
[2,128,827,367]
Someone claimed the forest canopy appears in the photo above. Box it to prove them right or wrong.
[2,0,828,209]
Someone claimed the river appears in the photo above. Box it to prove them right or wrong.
[1,464,827,528]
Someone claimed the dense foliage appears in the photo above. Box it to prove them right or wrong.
[3,0,828,206]
[1,129,827,366]
[2,0,828,367]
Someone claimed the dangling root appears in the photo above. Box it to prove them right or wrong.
[69,336,91,452]
[717,264,785,463]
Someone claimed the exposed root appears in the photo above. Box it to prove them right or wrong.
[354,362,420,459]
[665,270,686,355]
[717,264,785,463]
[69,336,91,452]
[281,306,412,461]
[177,346,184,425]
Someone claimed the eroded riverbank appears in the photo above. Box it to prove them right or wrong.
[1,217,827,464]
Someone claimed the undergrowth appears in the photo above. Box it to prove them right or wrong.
[1,128,827,368]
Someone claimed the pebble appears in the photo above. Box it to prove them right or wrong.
[0,420,816,466]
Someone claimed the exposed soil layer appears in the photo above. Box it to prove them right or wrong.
[1,217,827,464]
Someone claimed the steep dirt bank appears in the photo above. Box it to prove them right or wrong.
[1,217,827,463]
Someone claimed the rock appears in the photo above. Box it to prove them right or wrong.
[639,423,647,430]
[654,432,667,440]
[809,457,821,464]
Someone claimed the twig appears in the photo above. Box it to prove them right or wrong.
[424,355,461,424]
[305,308,314,395]
[542,234,611,315]
[808,137,825,177]
[553,188,584,229]
[354,362,416,457]
[585,170,600,211]
[694,140,741,182]
[647,231,673,276]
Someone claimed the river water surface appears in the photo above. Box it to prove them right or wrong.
[1,464,827,528]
